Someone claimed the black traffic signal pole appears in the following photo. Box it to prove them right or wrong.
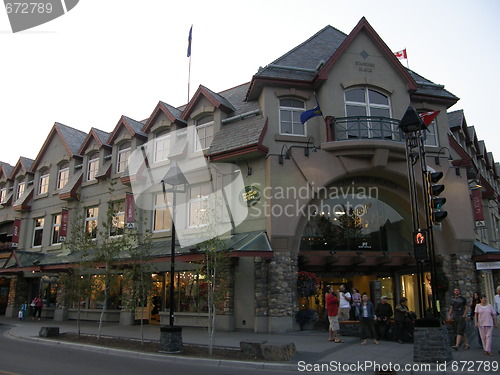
[418,137,439,319]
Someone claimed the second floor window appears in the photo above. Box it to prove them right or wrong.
[423,120,438,147]
[33,217,44,247]
[85,206,99,239]
[39,173,50,195]
[87,155,99,181]
[52,214,61,245]
[153,192,172,232]
[0,188,5,203]
[16,181,25,200]
[188,184,211,227]
[117,142,131,173]
[279,98,306,136]
[57,163,69,190]
[110,201,125,237]
[195,115,214,151]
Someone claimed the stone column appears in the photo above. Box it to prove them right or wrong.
[159,326,183,353]
[254,257,270,332]
[413,325,453,363]
[5,276,29,318]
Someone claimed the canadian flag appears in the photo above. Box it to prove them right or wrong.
[394,49,407,60]
[419,111,440,126]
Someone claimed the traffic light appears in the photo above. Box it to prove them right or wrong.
[427,171,448,224]
[414,229,428,260]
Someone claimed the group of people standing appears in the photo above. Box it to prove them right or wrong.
[448,286,499,356]
[325,284,415,345]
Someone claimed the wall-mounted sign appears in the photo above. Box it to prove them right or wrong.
[476,261,500,270]
[240,186,261,207]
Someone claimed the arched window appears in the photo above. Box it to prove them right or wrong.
[279,98,306,136]
[343,88,393,139]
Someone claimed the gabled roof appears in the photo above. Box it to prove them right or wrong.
[142,101,186,133]
[0,162,14,180]
[107,115,147,145]
[31,122,87,171]
[9,157,34,180]
[181,85,236,120]
[407,69,458,105]
[447,110,464,129]
[78,128,111,155]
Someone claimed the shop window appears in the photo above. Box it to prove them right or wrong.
[160,270,207,313]
[41,276,58,307]
[88,275,122,309]
[279,98,306,136]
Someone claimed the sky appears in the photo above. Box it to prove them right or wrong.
[1,0,499,167]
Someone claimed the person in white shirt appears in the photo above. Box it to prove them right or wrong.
[494,286,500,326]
[338,284,352,321]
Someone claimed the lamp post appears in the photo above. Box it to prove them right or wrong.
[159,161,187,353]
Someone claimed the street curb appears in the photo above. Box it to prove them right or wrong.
[5,325,297,372]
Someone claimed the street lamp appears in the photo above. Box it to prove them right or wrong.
[160,161,188,353]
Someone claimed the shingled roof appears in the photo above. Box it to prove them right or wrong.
[447,110,464,129]
[55,122,87,156]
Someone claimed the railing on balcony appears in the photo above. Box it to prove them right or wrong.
[327,116,403,142]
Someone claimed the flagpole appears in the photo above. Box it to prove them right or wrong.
[187,25,193,103]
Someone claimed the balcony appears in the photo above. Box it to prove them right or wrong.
[327,116,403,142]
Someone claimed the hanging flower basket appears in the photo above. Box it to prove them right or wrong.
[297,271,319,298]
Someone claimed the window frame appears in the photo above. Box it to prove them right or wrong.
[87,154,99,181]
[0,188,6,204]
[279,98,306,136]
[51,214,62,245]
[38,172,50,195]
[85,206,99,239]
[194,115,214,151]
[154,130,171,163]
[57,163,70,190]
[188,184,211,228]
[16,181,25,200]
[33,217,44,247]
[423,120,439,147]
[117,142,131,173]
[110,200,125,237]
[153,192,172,233]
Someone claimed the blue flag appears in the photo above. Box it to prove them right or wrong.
[300,105,322,125]
[187,26,193,57]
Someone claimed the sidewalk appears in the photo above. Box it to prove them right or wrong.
[1,316,499,374]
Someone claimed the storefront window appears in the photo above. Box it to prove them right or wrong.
[301,192,412,252]
[160,270,207,313]
[40,276,58,307]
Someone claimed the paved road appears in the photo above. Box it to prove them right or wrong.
[0,324,296,375]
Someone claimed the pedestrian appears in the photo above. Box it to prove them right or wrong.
[338,284,351,321]
[359,293,379,345]
[394,297,414,344]
[326,286,343,343]
[350,287,361,320]
[474,294,497,356]
[18,301,28,320]
[494,286,500,326]
[470,291,482,348]
[31,294,43,320]
[448,287,469,351]
[375,296,393,340]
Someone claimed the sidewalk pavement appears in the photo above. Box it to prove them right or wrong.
[1,316,499,374]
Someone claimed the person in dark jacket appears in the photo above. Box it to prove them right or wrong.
[394,297,414,343]
[375,296,393,340]
[359,293,379,345]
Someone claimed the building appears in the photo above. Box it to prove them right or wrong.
[1,17,499,332]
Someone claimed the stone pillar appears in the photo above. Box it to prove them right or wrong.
[5,276,29,318]
[267,251,298,333]
[159,326,182,353]
[413,326,453,363]
[254,257,270,332]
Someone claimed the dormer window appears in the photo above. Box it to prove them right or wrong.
[117,142,131,173]
[87,153,99,181]
[16,181,25,200]
[195,115,214,151]
[38,171,50,195]
[57,162,69,190]
[279,98,306,136]
[154,130,170,163]
[0,187,5,203]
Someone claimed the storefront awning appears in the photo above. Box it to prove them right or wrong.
[472,240,500,262]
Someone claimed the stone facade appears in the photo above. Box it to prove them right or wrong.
[268,252,298,318]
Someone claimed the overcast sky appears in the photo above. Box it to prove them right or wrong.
[1,0,499,167]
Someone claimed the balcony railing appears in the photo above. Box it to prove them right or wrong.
[328,116,403,142]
